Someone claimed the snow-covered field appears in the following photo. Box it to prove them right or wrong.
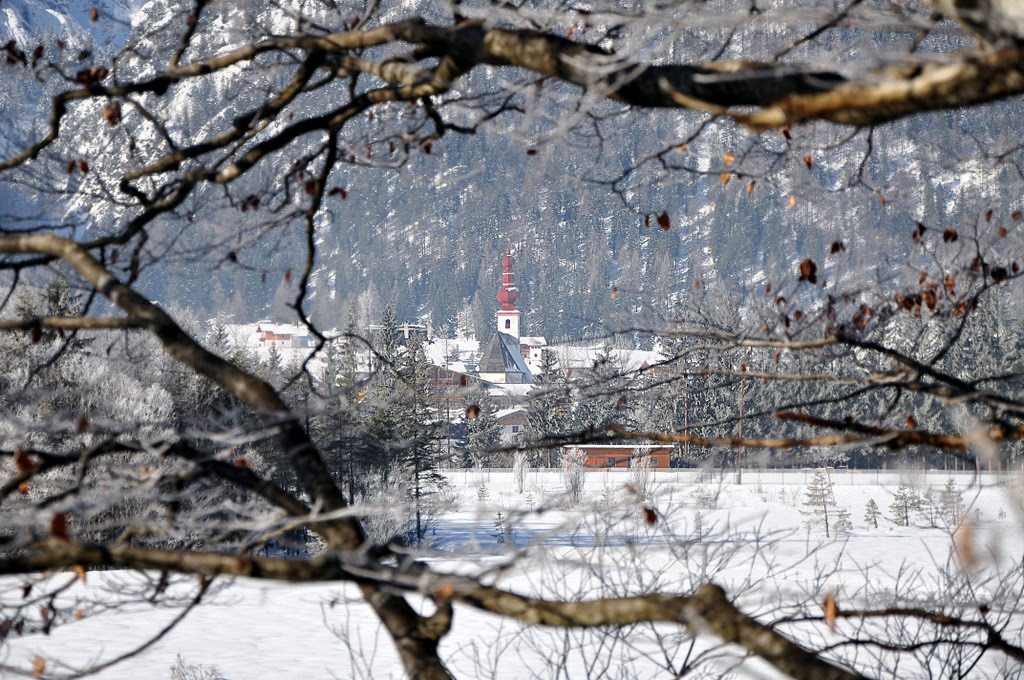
[5,469,1024,679]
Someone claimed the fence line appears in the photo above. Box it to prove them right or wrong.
[443,467,1022,488]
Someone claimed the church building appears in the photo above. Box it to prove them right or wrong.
[477,248,534,385]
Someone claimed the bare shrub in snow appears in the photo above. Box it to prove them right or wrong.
[512,451,528,494]
[169,655,223,680]
[561,448,587,506]
[629,451,653,501]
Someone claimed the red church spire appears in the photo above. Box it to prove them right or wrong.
[497,244,519,311]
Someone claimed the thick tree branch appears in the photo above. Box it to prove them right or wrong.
[0,540,864,680]
[0,233,457,680]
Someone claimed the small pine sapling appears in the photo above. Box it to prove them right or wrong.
[864,498,881,529]
[939,478,964,526]
[835,507,853,535]
[493,512,506,544]
[917,487,941,528]
[889,484,920,528]
[801,468,837,537]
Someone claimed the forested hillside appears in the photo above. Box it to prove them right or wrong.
[2,0,1016,340]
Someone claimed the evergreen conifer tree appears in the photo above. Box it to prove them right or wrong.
[395,332,442,545]
[465,386,502,468]
[526,348,570,467]
[939,478,965,526]
[835,507,853,534]
[889,485,921,528]
[209,321,231,356]
[864,498,881,529]
[801,468,837,537]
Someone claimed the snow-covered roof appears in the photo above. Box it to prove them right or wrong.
[520,336,547,346]
[479,332,533,380]
[252,321,308,336]
[210,322,333,373]
[485,383,534,400]
[424,337,480,369]
[547,344,664,374]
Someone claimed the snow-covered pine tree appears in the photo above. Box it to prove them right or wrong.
[939,478,965,526]
[337,308,361,388]
[889,485,921,527]
[264,341,283,381]
[208,320,231,356]
[374,304,400,391]
[464,386,502,468]
[835,507,853,534]
[801,468,837,537]
[917,487,941,528]
[864,498,881,529]
[572,340,634,434]
[525,348,571,467]
[397,332,443,545]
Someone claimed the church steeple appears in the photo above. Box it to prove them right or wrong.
[496,244,522,339]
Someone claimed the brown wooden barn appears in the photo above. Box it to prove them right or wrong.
[562,444,672,469]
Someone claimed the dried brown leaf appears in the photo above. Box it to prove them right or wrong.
[72,563,87,584]
[50,513,70,543]
[15,449,35,474]
[823,591,838,631]
[798,258,817,284]
[656,211,670,231]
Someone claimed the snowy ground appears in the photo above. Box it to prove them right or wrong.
[4,468,1024,679]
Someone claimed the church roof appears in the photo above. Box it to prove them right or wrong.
[478,332,533,380]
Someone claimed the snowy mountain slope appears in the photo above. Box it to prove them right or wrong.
[0,1,1017,341]
[0,0,138,47]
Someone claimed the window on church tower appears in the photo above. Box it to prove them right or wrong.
[505,319,511,329]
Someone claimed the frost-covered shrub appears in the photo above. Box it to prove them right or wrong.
[169,654,223,680]
[629,451,653,501]
[359,464,414,545]
[694,486,719,510]
[561,448,587,506]
[512,451,528,494]
[436,478,461,513]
